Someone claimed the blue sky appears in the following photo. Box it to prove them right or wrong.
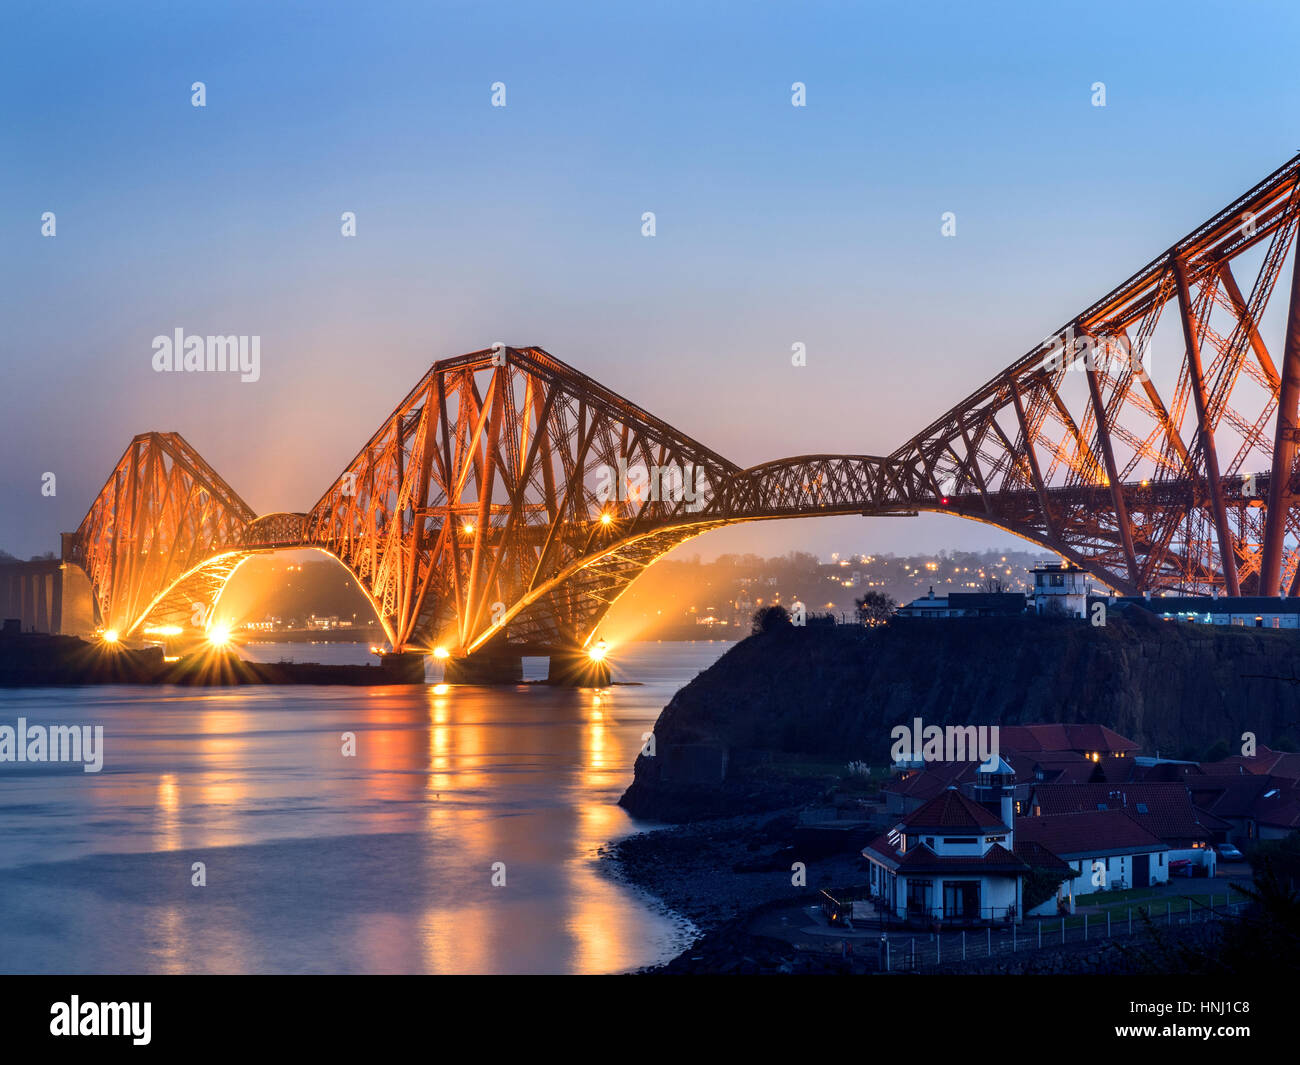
[3,0,1299,559]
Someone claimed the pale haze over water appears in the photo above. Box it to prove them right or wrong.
[0,641,731,974]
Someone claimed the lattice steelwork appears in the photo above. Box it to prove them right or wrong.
[65,153,1300,655]
[67,432,256,636]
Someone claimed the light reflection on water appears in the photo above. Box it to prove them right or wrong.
[0,640,733,974]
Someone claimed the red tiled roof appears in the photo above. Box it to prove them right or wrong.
[881,761,969,798]
[1204,746,1300,782]
[881,752,1040,798]
[1027,782,1225,842]
[901,788,1008,832]
[1252,785,1300,829]
[999,724,1139,755]
[1012,839,1075,875]
[861,835,1028,874]
[1015,810,1168,859]
[1191,775,1282,819]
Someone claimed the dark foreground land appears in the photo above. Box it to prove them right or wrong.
[606,617,1300,974]
[601,809,1254,975]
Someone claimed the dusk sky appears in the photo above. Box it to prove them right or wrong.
[4,0,1300,561]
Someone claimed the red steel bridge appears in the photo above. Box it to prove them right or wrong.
[64,153,1300,664]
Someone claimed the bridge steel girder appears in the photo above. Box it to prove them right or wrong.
[65,153,1300,655]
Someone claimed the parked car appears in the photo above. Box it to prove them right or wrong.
[1169,859,1194,877]
[1215,843,1245,862]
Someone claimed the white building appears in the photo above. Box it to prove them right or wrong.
[1015,809,1170,913]
[1031,560,1090,619]
[861,765,1059,925]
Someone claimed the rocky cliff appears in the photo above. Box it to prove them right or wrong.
[620,614,1300,821]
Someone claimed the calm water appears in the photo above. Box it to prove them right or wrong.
[0,641,733,974]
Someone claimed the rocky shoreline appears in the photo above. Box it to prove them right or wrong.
[600,808,878,974]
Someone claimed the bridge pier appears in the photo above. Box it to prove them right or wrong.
[380,651,429,684]
[546,649,611,687]
[442,651,523,685]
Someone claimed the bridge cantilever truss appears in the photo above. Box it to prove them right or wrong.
[67,152,1300,656]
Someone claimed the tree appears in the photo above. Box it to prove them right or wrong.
[854,591,896,627]
[752,604,791,635]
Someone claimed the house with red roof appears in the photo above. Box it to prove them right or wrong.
[1193,775,1300,843]
[1024,781,1226,874]
[997,724,1140,760]
[1015,810,1170,906]
[863,762,1071,925]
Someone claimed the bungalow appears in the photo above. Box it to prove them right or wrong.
[863,787,1029,925]
[1025,782,1226,874]
[895,589,1027,619]
[1015,809,1170,910]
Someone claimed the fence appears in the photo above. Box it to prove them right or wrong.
[853,897,1249,972]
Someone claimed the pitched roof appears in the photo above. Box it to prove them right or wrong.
[1204,746,1300,782]
[1012,839,1076,875]
[901,788,1008,832]
[1251,784,1300,829]
[1027,782,1226,841]
[1015,809,1168,859]
[999,724,1139,755]
[1190,775,1282,819]
[882,752,1041,799]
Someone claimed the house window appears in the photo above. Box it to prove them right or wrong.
[925,837,935,849]
[1273,617,1281,629]
[906,880,932,913]
[985,835,1007,843]
[1159,853,1164,866]
[944,837,977,845]
[1014,800,1024,814]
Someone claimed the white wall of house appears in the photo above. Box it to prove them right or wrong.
[869,869,1020,922]
[1052,850,1169,901]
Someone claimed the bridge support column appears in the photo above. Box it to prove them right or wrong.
[547,649,611,687]
[443,652,522,685]
[380,652,428,684]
